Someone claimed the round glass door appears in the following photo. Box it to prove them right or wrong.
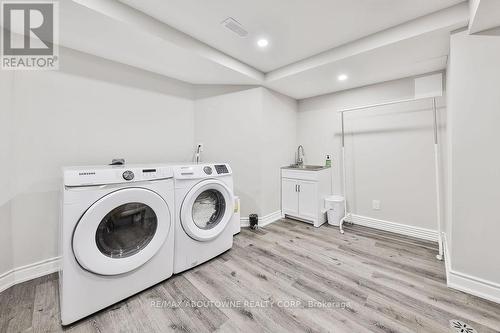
[73,188,171,276]
[192,189,226,230]
[95,203,158,258]
[181,180,234,242]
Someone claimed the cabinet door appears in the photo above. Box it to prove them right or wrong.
[281,178,299,216]
[298,180,318,221]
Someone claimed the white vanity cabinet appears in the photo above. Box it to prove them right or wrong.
[281,167,332,227]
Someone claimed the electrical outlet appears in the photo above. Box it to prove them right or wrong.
[372,200,381,210]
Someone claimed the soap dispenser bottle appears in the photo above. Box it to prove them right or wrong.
[325,154,332,167]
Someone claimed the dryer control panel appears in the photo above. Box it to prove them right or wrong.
[173,163,232,180]
[63,164,174,187]
[214,164,229,174]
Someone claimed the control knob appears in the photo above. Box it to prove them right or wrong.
[203,166,213,175]
[122,170,134,181]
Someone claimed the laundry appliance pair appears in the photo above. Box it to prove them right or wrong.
[60,163,235,325]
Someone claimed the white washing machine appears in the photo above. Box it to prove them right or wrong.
[173,163,235,274]
[59,164,174,325]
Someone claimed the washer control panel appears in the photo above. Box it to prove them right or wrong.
[173,163,232,179]
[215,164,229,174]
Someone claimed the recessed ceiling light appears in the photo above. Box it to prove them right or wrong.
[338,74,348,81]
[257,38,269,48]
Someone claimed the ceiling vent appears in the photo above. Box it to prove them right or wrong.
[221,17,248,37]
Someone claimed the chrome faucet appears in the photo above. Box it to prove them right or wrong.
[296,145,305,167]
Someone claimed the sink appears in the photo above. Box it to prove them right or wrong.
[282,164,329,171]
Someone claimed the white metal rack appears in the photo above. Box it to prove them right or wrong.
[338,96,444,261]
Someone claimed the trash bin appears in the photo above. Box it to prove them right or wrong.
[249,214,258,229]
[325,195,345,226]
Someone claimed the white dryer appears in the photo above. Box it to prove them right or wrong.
[60,165,174,325]
[173,163,235,273]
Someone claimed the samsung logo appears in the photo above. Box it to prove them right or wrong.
[79,172,96,176]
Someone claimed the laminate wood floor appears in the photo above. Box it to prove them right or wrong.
[1,219,500,333]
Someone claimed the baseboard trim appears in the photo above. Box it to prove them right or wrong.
[0,256,61,293]
[241,210,283,228]
[348,214,439,242]
[443,234,500,304]
[448,269,500,305]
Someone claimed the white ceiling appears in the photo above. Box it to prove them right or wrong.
[60,1,262,85]
[265,29,451,99]
[469,0,500,33]
[119,0,464,72]
[57,0,470,99]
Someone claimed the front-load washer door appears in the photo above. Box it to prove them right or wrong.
[180,179,234,242]
[72,188,171,276]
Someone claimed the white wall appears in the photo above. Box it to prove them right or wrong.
[298,76,445,231]
[343,100,438,230]
[443,64,453,248]
[447,30,500,286]
[261,89,298,215]
[194,87,263,216]
[1,47,195,273]
[0,70,14,274]
[194,87,297,217]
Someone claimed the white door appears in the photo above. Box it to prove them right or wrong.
[282,178,299,216]
[72,188,171,276]
[181,179,234,242]
[298,180,318,221]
